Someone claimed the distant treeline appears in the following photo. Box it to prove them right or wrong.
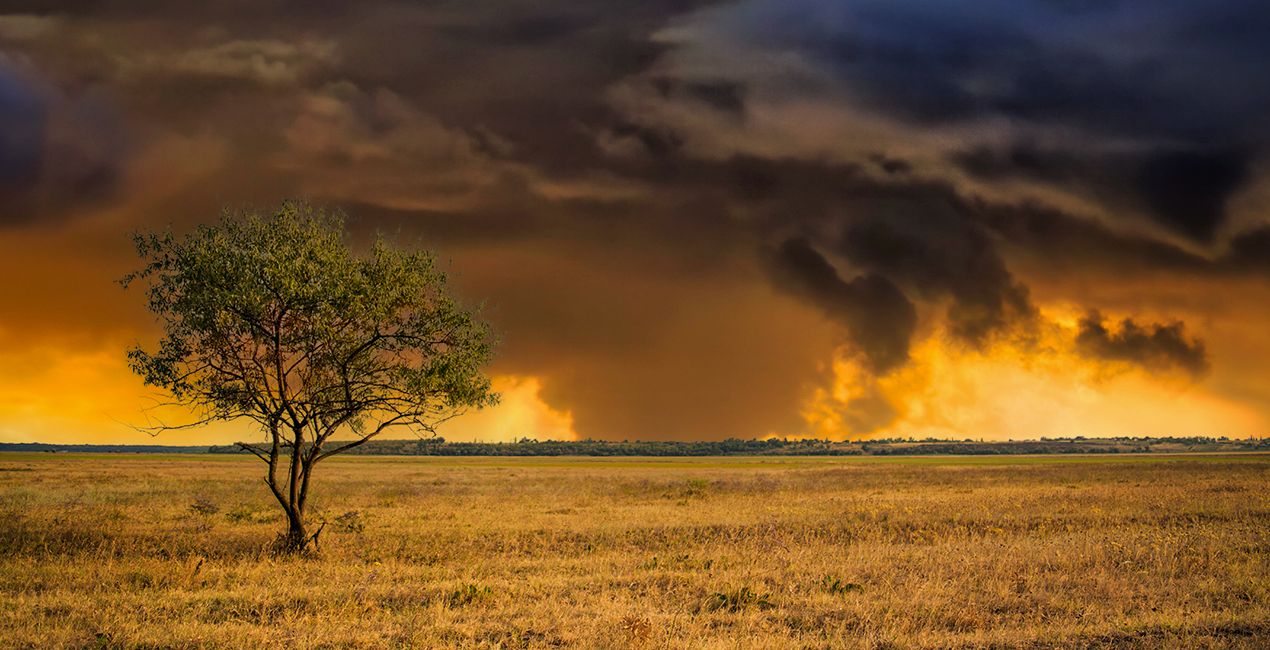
[0,442,210,454]
[3,436,1266,456]
[200,436,1268,457]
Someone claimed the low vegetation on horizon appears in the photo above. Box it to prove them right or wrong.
[1,453,1266,647]
[209,436,1270,457]
[3,436,1265,457]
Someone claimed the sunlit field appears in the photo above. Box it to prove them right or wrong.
[1,453,1267,648]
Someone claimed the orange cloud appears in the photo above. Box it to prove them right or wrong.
[802,306,1265,440]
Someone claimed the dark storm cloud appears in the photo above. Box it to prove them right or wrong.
[1227,228,1270,272]
[650,77,746,115]
[722,0,1270,241]
[765,238,915,372]
[800,0,1270,139]
[1135,150,1252,242]
[0,64,44,189]
[607,122,684,160]
[868,153,911,176]
[972,196,1270,280]
[3,1,725,174]
[1,0,1265,439]
[952,143,1252,242]
[0,61,124,226]
[838,211,1035,346]
[653,155,1037,347]
[973,199,1211,276]
[324,0,726,174]
[1076,310,1208,377]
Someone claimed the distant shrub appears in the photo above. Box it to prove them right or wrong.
[189,498,219,516]
[666,479,712,501]
[820,575,863,595]
[703,586,773,612]
[333,511,365,534]
[225,505,263,523]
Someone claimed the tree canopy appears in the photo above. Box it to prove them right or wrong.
[124,201,497,551]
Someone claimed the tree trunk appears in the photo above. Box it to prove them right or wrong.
[282,508,310,554]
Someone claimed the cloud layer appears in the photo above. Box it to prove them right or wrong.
[1,1,1269,440]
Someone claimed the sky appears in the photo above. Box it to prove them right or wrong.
[2,1,1269,444]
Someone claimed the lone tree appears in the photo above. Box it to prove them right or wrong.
[124,201,497,553]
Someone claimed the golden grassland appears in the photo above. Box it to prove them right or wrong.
[0,453,1267,648]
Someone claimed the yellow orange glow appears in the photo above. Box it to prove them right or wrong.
[1,304,1262,445]
[802,306,1265,440]
[437,375,578,442]
[0,342,576,445]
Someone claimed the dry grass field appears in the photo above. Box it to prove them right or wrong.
[0,453,1266,648]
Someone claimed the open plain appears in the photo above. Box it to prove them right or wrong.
[0,453,1266,648]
